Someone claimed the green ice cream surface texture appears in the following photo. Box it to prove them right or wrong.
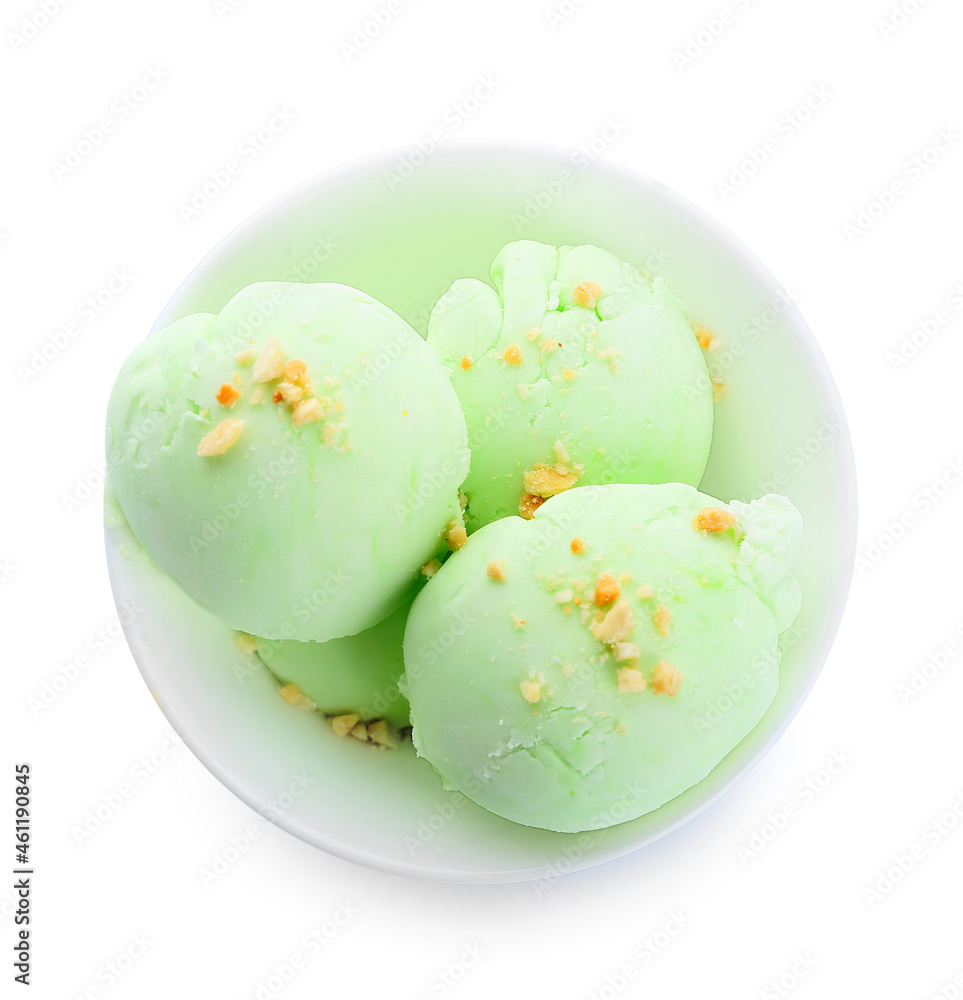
[426,241,714,532]
[402,483,802,833]
[106,282,470,642]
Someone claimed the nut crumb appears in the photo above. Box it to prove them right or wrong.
[292,398,325,425]
[694,326,719,351]
[613,642,640,662]
[571,537,585,555]
[573,281,603,309]
[712,378,726,402]
[235,347,256,364]
[617,667,646,693]
[651,660,683,696]
[350,722,368,741]
[368,720,395,747]
[276,381,304,405]
[216,383,241,407]
[516,383,531,400]
[553,440,571,464]
[487,559,506,582]
[459,355,473,370]
[510,613,527,629]
[523,464,578,498]
[235,633,258,655]
[616,722,627,734]
[252,335,285,383]
[693,507,737,533]
[284,359,311,392]
[278,683,315,710]
[594,572,621,607]
[197,418,244,457]
[636,585,654,599]
[540,339,560,353]
[445,522,468,551]
[555,588,574,604]
[519,680,541,703]
[518,492,545,519]
[250,387,264,404]
[562,367,578,381]
[502,344,523,365]
[524,327,541,341]
[421,559,441,578]
[592,599,635,644]
[654,604,671,637]
[331,714,359,737]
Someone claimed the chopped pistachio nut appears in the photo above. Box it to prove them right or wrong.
[594,572,621,607]
[571,537,586,555]
[197,418,244,457]
[519,679,542,703]
[518,492,545,519]
[502,343,523,365]
[617,667,646,693]
[573,281,603,309]
[487,559,507,582]
[445,522,468,551]
[216,383,241,407]
[651,660,683,696]
[523,464,578,498]
[278,683,315,710]
[592,599,635,644]
[331,714,360,737]
[613,642,640,662]
[252,335,285,382]
[654,604,671,637]
[692,507,738,533]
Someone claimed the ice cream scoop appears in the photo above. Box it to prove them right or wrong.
[402,483,802,833]
[106,282,470,642]
[426,241,714,531]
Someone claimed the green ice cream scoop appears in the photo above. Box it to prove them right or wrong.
[253,603,411,729]
[426,241,714,532]
[402,483,802,833]
[106,282,470,642]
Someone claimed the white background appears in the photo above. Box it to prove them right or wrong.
[3,0,962,997]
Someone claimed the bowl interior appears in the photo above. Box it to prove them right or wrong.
[106,142,856,882]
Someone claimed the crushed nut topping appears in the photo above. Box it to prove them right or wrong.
[502,343,523,365]
[518,492,545,519]
[235,347,256,364]
[292,398,325,425]
[594,572,621,607]
[617,667,646,693]
[487,559,507,582]
[510,613,527,629]
[540,339,560,353]
[694,326,719,351]
[523,464,578,498]
[636,584,654,599]
[654,604,671,637]
[692,507,738,533]
[197,418,244,457]
[216,383,241,407]
[235,633,258,655]
[524,327,541,341]
[613,642,640,662]
[278,683,315,710]
[520,679,542,703]
[553,440,571,464]
[651,660,683,696]
[555,588,574,604]
[421,559,441,578]
[350,722,368,741]
[331,714,359,737]
[459,356,473,370]
[284,359,311,392]
[712,378,726,402]
[571,537,586,555]
[252,335,285,382]
[368,720,395,747]
[275,381,304,405]
[573,281,603,309]
[516,382,532,400]
[592,599,635,644]
[445,522,468,551]
[562,367,578,380]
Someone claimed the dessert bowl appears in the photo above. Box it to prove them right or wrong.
[104,140,856,883]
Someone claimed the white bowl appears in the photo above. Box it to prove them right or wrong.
[105,140,857,883]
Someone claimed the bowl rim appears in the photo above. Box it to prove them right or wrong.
[116,137,858,883]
